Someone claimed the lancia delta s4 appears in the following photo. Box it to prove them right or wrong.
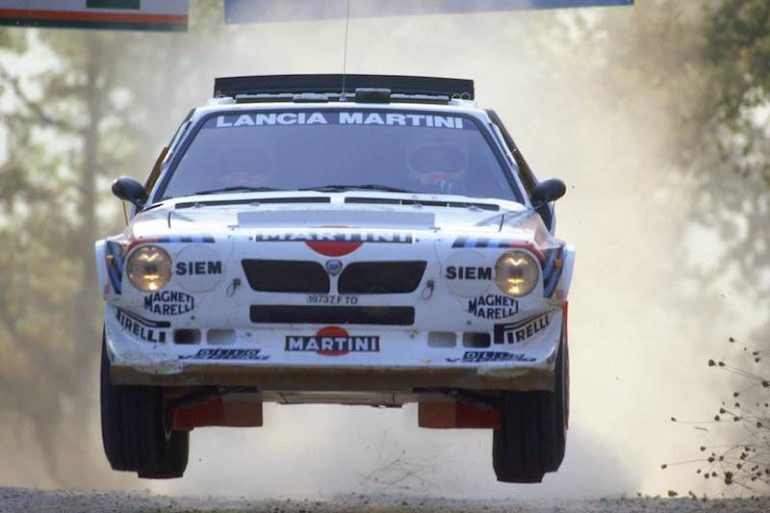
[96,74,575,483]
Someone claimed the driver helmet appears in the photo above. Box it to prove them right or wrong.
[407,138,468,193]
[219,145,275,188]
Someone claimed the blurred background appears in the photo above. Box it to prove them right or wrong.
[0,0,767,500]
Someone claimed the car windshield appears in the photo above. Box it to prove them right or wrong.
[160,109,518,201]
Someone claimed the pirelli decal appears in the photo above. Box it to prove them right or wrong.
[114,308,170,343]
[494,313,551,345]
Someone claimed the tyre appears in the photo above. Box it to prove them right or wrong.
[100,334,189,479]
[492,329,568,483]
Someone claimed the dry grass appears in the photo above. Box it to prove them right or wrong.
[663,336,770,496]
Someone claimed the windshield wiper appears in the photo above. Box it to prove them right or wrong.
[300,184,413,193]
[186,186,283,196]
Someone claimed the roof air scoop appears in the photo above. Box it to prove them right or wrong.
[354,88,391,104]
[214,74,474,100]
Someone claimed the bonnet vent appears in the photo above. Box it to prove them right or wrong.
[175,196,331,209]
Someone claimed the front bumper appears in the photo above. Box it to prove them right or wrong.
[110,362,554,391]
[104,305,563,392]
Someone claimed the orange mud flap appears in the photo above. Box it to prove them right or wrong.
[172,396,263,430]
[418,401,501,429]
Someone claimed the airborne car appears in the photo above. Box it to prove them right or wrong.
[96,75,575,483]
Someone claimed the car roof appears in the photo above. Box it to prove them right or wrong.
[187,74,486,121]
[213,74,475,99]
[190,97,487,121]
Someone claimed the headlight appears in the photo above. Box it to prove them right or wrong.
[126,245,171,292]
[495,250,539,297]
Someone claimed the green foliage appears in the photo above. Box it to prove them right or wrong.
[603,0,770,497]
[0,32,125,485]
[0,0,227,486]
[0,0,766,489]
[707,0,770,120]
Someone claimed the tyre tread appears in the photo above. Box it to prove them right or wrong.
[492,333,568,483]
[100,335,189,479]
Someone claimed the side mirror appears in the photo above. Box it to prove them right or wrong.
[531,178,566,205]
[112,176,148,208]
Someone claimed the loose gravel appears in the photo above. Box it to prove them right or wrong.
[1,488,769,513]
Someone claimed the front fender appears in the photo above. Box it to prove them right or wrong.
[552,244,575,303]
[95,239,108,298]
[96,237,126,300]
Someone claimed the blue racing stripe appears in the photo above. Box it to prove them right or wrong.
[543,247,564,298]
[105,241,124,294]
[149,235,216,243]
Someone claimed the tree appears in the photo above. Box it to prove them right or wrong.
[585,0,770,495]
[0,0,225,486]
[0,30,144,486]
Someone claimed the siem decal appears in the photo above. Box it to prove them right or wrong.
[447,351,536,363]
[174,245,225,292]
[306,294,359,305]
[445,265,493,280]
[442,250,492,297]
[285,326,380,356]
[494,313,551,344]
[467,294,519,319]
[115,308,169,343]
[179,348,268,361]
[175,260,223,276]
[144,290,195,316]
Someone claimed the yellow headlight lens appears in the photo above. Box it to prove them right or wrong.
[126,245,171,292]
[495,250,539,297]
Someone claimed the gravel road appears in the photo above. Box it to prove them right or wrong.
[1,488,769,513]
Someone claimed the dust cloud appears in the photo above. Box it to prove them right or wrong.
[151,6,720,499]
[0,1,750,500]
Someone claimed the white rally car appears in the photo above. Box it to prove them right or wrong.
[96,75,575,483]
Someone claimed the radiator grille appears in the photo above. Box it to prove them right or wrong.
[242,259,329,293]
[249,305,415,325]
[338,261,427,294]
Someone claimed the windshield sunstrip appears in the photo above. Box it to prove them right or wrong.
[210,111,469,129]
[153,108,524,204]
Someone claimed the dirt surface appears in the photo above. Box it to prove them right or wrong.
[1,488,770,513]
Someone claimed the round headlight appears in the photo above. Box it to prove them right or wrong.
[495,250,539,297]
[126,245,171,292]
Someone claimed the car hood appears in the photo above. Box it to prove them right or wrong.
[98,190,571,340]
[128,191,548,244]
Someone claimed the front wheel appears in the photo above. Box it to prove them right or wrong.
[100,334,189,479]
[492,332,568,483]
